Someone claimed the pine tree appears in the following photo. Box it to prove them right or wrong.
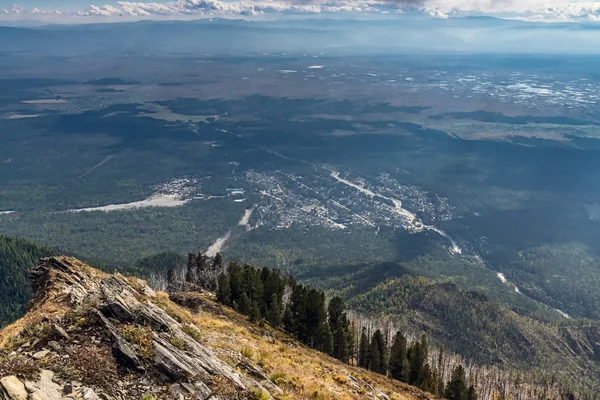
[316,322,333,355]
[368,338,381,373]
[328,296,351,363]
[389,331,409,382]
[216,273,232,306]
[358,328,369,368]
[445,365,468,400]
[371,329,387,374]
[238,292,251,315]
[346,320,356,365]
[167,268,176,285]
[249,301,262,323]
[185,253,196,283]
[467,385,478,400]
[213,253,224,270]
[283,304,295,335]
[267,293,282,326]
[408,334,430,387]
[229,262,243,305]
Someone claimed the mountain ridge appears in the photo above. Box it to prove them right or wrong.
[0,256,434,400]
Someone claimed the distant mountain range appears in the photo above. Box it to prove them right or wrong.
[1,17,600,55]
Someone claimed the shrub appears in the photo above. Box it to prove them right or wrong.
[182,325,203,343]
[251,388,270,400]
[240,346,254,359]
[169,337,186,350]
[65,346,118,390]
[0,356,41,380]
[121,325,154,359]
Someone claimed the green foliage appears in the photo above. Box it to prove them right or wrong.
[0,235,55,327]
[358,328,369,369]
[445,365,468,400]
[389,331,409,383]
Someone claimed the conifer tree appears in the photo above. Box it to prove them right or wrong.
[346,320,356,365]
[358,328,369,368]
[368,337,381,373]
[316,322,333,355]
[328,296,351,363]
[229,262,243,305]
[216,273,232,306]
[238,292,251,315]
[408,334,430,387]
[283,304,295,334]
[389,331,409,382]
[267,293,283,326]
[167,268,176,285]
[467,384,478,400]
[213,253,224,270]
[371,329,387,374]
[445,365,468,400]
[249,301,262,323]
[185,253,196,283]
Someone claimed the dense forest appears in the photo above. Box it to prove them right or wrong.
[0,236,55,326]
[166,252,590,400]
[0,236,597,398]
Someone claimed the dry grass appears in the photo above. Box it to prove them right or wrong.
[0,355,41,381]
[182,324,203,343]
[154,291,193,324]
[184,291,430,400]
[56,346,118,391]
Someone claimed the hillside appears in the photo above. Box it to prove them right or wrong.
[0,236,55,327]
[0,256,434,400]
[302,263,600,395]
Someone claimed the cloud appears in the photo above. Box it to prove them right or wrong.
[4,0,600,22]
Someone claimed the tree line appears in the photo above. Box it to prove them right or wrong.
[167,252,477,400]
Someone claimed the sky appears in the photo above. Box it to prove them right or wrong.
[3,0,600,22]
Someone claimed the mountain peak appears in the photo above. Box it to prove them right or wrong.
[0,257,433,400]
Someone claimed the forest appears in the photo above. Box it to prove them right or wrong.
[162,252,590,400]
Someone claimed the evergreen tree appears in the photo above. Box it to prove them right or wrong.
[408,334,430,387]
[328,296,351,363]
[228,262,243,305]
[238,292,251,315]
[213,253,224,270]
[216,273,232,306]
[167,268,176,285]
[316,322,333,355]
[267,293,283,326]
[445,365,468,400]
[389,331,409,382]
[358,328,369,368]
[368,338,381,373]
[283,304,295,335]
[346,320,356,365]
[467,385,478,400]
[249,301,262,323]
[185,253,196,283]
[371,329,387,374]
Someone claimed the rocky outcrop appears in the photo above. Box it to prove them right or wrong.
[0,257,274,400]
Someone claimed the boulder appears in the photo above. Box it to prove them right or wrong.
[0,376,27,400]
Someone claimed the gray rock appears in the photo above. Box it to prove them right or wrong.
[32,350,50,360]
[152,341,194,381]
[51,324,70,341]
[0,376,27,400]
[47,341,61,352]
[82,388,100,400]
[93,311,144,372]
[192,381,212,400]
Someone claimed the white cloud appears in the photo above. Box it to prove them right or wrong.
[3,0,600,22]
